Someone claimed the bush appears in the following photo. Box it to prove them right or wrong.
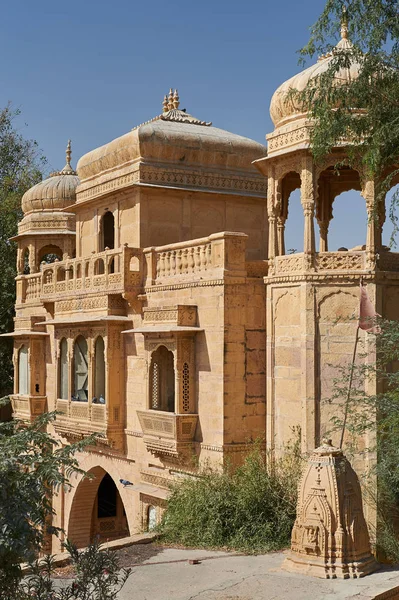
[159,438,302,553]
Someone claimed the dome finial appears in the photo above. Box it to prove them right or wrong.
[59,139,77,175]
[163,94,169,113]
[66,139,72,167]
[341,5,349,40]
[173,89,180,110]
[168,88,174,111]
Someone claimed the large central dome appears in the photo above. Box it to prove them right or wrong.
[270,24,361,128]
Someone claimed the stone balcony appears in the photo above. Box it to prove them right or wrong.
[11,395,47,421]
[137,409,198,459]
[54,399,108,439]
[143,231,249,287]
[16,245,143,306]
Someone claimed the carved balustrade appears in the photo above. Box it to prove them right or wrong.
[137,409,198,458]
[37,246,142,301]
[272,251,367,276]
[16,273,42,305]
[55,399,107,437]
[11,394,47,421]
[144,232,248,286]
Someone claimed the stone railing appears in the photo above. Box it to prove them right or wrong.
[55,399,107,436]
[16,273,42,305]
[143,232,248,286]
[273,251,366,275]
[10,395,47,421]
[40,246,142,300]
[137,409,198,458]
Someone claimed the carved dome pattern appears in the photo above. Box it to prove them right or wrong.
[22,141,80,214]
[269,30,361,128]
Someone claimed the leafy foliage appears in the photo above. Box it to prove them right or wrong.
[0,105,45,396]
[296,2,399,186]
[0,402,95,596]
[159,439,302,553]
[12,539,130,600]
[325,319,399,561]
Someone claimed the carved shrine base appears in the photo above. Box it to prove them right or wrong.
[283,440,378,579]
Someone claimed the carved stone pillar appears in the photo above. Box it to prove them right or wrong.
[301,157,315,270]
[16,247,23,275]
[267,176,277,261]
[277,216,286,256]
[362,179,378,268]
[28,243,37,273]
[318,220,329,252]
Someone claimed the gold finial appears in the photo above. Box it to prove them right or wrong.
[173,89,180,110]
[341,5,348,40]
[66,139,72,167]
[168,88,174,111]
[163,94,169,113]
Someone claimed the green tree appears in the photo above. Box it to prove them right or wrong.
[296,1,399,187]
[0,403,130,599]
[0,105,44,398]
[0,405,86,597]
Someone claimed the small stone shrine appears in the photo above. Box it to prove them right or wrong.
[284,440,378,579]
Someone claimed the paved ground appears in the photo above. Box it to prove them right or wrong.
[117,547,399,600]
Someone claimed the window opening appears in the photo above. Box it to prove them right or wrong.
[59,338,68,400]
[18,345,29,395]
[147,505,157,531]
[23,249,30,275]
[93,337,106,403]
[182,362,190,412]
[149,346,175,412]
[73,336,88,401]
[101,211,115,251]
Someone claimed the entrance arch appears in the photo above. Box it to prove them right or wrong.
[67,466,129,548]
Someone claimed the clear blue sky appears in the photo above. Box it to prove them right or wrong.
[0,0,394,250]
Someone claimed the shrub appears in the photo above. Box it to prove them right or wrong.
[159,438,302,553]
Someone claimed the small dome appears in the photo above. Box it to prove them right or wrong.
[270,23,361,128]
[22,141,80,214]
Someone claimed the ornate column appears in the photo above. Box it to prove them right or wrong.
[362,179,378,268]
[267,175,278,262]
[301,156,316,270]
[318,220,329,252]
[277,216,286,256]
[28,242,37,273]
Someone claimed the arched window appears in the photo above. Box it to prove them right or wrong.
[94,258,105,275]
[150,346,175,412]
[100,211,115,251]
[18,345,29,395]
[58,338,68,400]
[73,336,88,401]
[94,337,105,402]
[39,245,63,264]
[23,249,30,275]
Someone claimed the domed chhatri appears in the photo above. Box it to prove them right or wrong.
[269,16,361,128]
[21,140,80,214]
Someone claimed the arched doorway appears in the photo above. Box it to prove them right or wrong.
[68,467,129,548]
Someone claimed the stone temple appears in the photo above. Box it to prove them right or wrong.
[7,24,399,552]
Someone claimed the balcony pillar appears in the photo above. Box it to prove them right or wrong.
[301,156,315,271]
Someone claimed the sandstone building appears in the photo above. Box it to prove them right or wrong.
[7,26,399,551]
